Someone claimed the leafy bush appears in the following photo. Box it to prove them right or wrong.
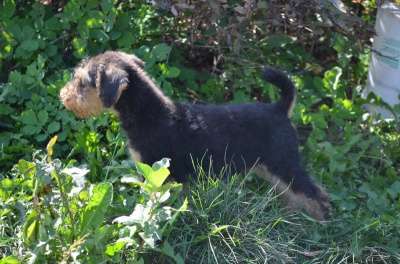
[1,137,186,263]
[1,0,400,263]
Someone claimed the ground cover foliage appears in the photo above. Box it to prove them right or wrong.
[0,0,399,263]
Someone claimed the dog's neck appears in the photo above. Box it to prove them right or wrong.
[114,67,176,130]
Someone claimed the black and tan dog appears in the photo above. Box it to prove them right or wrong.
[60,51,330,220]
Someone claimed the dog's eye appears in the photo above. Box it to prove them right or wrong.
[77,82,85,92]
[87,75,96,88]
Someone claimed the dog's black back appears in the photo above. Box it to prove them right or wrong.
[115,64,317,197]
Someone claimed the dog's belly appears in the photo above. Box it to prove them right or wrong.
[134,127,295,183]
[130,134,262,181]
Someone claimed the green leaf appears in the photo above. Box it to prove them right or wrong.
[266,34,293,48]
[20,39,39,52]
[166,67,180,78]
[16,159,36,179]
[105,240,126,256]
[121,175,142,184]
[232,90,249,103]
[22,210,39,245]
[388,181,400,200]
[22,125,40,136]
[0,104,13,115]
[136,162,154,178]
[37,110,49,125]
[160,241,184,264]
[210,224,230,235]
[161,197,187,237]
[35,133,48,142]
[136,160,171,189]
[80,182,113,235]
[139,226,160,248]
[115,203,151,225]
[152,43,171,61]
[72,37,87,57]
[47,121,60,134]
[117,32,135,49]
[161,81,174,97]
[0,0,16,19]
[0,256,20,264]
[323,67,342,92]
[101,0,113,13]
[135,258,145,264]
[147,168,170,188]
[20,110,38,125]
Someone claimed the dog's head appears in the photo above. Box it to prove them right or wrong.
[59,51,144,118]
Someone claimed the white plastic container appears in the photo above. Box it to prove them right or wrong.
[365,2,400,106]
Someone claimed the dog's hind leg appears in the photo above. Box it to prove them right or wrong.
[289,166,331,220]
[254,165,331,221]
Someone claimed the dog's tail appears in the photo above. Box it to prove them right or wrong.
[262,67,296,116]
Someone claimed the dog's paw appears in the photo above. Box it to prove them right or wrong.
[286,186,331,221]
[305,187,331,221]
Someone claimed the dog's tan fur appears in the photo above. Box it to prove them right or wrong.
[59,64,104,118]
[60,51,144,118]
[129,148,142,162]
[254,165,330,220]
[59,81,104,118]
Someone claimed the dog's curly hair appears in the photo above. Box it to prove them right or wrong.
[60,51,330,220]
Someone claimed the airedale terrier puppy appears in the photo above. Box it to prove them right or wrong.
[60,51,330,220]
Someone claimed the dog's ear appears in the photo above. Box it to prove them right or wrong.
[95,64,129,107]
[128,54,145,69]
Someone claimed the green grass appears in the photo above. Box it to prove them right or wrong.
[164,172,400,264]
[1,139,400,263]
